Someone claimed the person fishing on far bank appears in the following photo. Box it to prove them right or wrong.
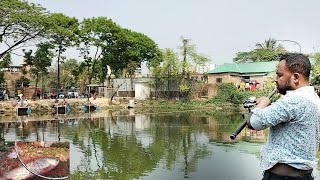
[247,53,320,180]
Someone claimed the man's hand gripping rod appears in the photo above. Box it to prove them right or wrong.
[229,88,278,140]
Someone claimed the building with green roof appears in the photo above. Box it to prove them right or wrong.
[208,61,278,75]
[207,61,278,97]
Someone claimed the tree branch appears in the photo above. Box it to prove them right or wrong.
[88,47,101,84]
[0,24,12,38]
[10,51,24,57]
[0,31,41,59]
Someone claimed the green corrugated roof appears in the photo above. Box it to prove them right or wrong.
[208,61,278,74]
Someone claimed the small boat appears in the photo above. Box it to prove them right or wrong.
[17,107,32,116]
[2,158,59,180]
[83,104,99,112]
[53,105,71,115]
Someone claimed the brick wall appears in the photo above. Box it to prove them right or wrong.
[207,73,272,98]
[207,73,240,98]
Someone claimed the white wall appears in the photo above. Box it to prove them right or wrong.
[135,82,150,100]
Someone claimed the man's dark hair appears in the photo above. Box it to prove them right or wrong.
[279,53,311,78]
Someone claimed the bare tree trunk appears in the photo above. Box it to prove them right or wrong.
[110,83,123,104]
[88,48,101,85]
[182,38,188,78]
[57,45,62,91]
[35,73,39,88]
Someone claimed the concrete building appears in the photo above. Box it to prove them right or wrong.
[207,61,278,97]
[2,65,31,97]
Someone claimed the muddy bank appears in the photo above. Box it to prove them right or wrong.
[0,98,233,120]
[0,98,129,115]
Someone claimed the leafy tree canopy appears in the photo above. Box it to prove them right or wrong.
[23,43,54,87]
[310,53,320,85]
[0,53,11,84]
[152,48,180,78]
[77,17,120,84]
[233,38,286,63]
[0,53,11,69]
[0,0,50,59]
[48,13,79,46]
[102,28,161,77]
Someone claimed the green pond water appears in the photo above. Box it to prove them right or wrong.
[0,110,319,180]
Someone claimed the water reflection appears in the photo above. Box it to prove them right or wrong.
[0,111,319,180]
[0,112,211,179]
[209,118,267,143]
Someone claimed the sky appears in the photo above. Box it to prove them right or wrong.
[23,0,320,65]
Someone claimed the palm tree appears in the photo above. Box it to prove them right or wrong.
[255,38,284,51]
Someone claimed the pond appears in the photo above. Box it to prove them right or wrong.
[0,110,319,180]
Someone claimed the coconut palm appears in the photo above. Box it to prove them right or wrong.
[255,38,284,51]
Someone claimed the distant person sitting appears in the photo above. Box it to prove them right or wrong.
[17,100,22,107]
[51,91,56,99]
[240,81,246,91]
[251,81,257,92]
[24,99,29,107]
[3,89,8,101]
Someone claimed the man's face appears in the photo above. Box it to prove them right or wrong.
[275,60,294,95]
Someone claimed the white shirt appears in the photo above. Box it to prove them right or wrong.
[250,86,320,170]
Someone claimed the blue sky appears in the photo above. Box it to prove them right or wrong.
[26,0,320,65]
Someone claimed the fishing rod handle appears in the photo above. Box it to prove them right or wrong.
[230,120,247,140]
[229,88,278,140]
[266,88,278,99]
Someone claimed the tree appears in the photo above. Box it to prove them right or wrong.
[178,36,210,77]
[24,43,54,88]
[0,53,12,84]
[152,48,180,78]
[179,36,195,77]
[310,53,320,85]
[233,38,286,63]
[15,76,30,88]
[15,50,33,90]
[48,13,79,89]
[255,38,284,51]
[0,53,11,68]
[59,59,81,89]
[102,28,161,77]
[233,49,279,63]
[0,0,49,59]
[124,61,140,78]
[190,52,210,74]
[151,49,180,97]
[176,36,210,100]
[78,17,119,84]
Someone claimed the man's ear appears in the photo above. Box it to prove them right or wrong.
[293,73,300,82]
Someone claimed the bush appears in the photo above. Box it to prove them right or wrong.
[207,81,277,105]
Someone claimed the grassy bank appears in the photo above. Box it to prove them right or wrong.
[134,99,242,114]
[0,97,243,117]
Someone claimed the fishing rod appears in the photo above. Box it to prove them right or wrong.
[14,141,68,180]
[10,119,69,180]
[230,88,278,140]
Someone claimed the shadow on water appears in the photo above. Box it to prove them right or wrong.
[0,110,320,180]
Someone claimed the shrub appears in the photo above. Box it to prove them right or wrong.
[207,80,277,105]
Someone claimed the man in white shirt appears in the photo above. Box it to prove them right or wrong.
[248,54,319,180]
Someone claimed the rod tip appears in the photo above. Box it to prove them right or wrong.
[230,135,236,140]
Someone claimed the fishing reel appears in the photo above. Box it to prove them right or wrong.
[243,96,256,109]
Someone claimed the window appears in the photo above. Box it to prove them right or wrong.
[216,78,222,83]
